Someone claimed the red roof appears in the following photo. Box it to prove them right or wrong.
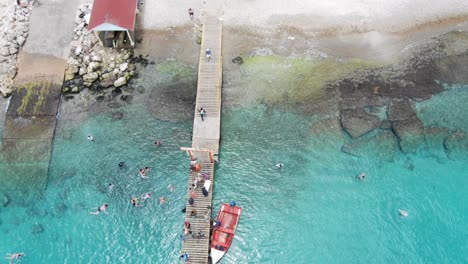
[88,0,138,31]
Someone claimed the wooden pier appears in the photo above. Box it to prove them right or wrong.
[180,10,223,264]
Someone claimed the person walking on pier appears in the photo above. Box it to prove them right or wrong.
[188,8,194,18]
[205,48,212,61]
[198,107,206,121]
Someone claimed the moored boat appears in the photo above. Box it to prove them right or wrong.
[210,202,242,263]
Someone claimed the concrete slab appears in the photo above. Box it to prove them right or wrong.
[6,82,61,117]
[0,162,49,192]
[3,116,56,139]
[0,139,52,163]
[22,0,85,59]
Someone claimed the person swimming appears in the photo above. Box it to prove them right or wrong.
[87,134,94,141]
[141,192,151,200]
[160,196,166,204]
[139,168,148,178]
[108,183,114,193]
[276,163,283,169]
[399,209,408,217]
[6,253,24,264]
[168,184,174,192]
[154,140,162,146]
[131,198,141,207]
[118,161,125,168]
[357,173,365,180]
[90,203,108,215]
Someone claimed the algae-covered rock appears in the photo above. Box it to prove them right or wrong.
[341,108,381,138]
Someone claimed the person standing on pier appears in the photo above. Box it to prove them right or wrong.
[205,48,212,61]
[188,8,194,18]
[198,107,206,121]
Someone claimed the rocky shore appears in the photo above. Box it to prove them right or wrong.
[333,32,468,158]
[63,4,140,95]
[0,0,35,97]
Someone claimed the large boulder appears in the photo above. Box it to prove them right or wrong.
[114,77,127,87]
[392,117,425,153]
[340,108,381,138]
[100,73,117,88]
[64,64,79,81]
[83,72,99,83]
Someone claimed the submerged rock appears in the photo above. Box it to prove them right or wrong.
[31,224,45,234]
[111,111,124,120]
[56,203,67,213]
[232,56,244,65]
[111,87,122,96]
[2,195,10,207]
[425,126,450,156]
[310,117,344,150]
[444,130,468,159]
[341,108,381,138]
[342,130,399,161]
[388,99,416,121]
[120,94,133,103]
[392,117,425,153]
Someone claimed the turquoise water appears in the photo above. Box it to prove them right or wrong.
[0,81,467,262]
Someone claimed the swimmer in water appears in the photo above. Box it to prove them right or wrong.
[6,253,24,264]
[154,140,162,146]
[399,209,408,217]
[87,134,94,141]
[168,184,174,192]
[131,198,141,207]
[118,161,125,168]
[160,196,166,204]
[90,203,108,215]
[276,163,283,169]
[141,192,152,201]
[139,168,148,178]
[108,183,114,193]
[357,173,365,180]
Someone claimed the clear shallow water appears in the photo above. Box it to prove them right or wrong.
[216,104,467,264]
[0,87,467,263]
[1,106,193,263]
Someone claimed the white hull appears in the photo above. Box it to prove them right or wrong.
[211,248,225,264]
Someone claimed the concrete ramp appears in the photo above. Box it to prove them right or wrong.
[0,53,65,192]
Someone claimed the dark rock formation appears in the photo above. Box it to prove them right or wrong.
[2,194,10,207]
[392,117,425,153]
[31,223,44,234]
[232,56,244,65]
[388,99,416,121]
[120,94,133,103]
[444,130,468,159]
[424,126,450,155]
[340,108,381,138]
[341,130,399,161]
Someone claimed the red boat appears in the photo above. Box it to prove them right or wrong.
[210,203,242,263]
